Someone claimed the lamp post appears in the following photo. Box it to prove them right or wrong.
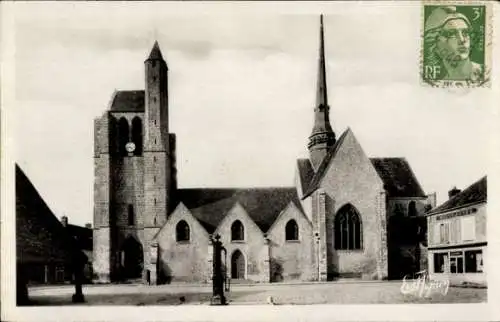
[315,232,320,281]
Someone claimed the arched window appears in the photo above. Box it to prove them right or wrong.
[128,204,134,226]
[408,201,417,217]
[231,220,244,241]
[108,116,118,155]
[176,220,190,242]
[131,117,143,156]
[285,219,299,241]
[118,117,130,156]
[334,204,362,250]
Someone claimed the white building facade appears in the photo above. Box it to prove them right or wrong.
[426,177,486,286]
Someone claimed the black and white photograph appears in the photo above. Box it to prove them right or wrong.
[1,1,499,321]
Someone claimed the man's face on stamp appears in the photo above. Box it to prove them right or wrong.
[422,4,488,85]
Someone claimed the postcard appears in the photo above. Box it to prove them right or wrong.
[1,1,499,321]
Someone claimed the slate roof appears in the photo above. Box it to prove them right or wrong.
[370,158,426,198]
[297,159,314,194]
[428,176,487,215]
[301,129,425,199]
[16,165,86,264]
[176,188,303,233]
[110,90,145,112]
[147,41,164,61]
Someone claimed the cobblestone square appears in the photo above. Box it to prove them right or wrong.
[27,281,486,306]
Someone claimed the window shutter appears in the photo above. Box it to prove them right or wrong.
[433,223,440,245]
[461,216,476,241]
[450,219,460,243]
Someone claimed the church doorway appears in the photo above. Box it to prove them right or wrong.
[120,237,143,280]
[231,250,245,279]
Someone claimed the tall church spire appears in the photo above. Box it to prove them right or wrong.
[308,15,336,171]
[316,15,328,108]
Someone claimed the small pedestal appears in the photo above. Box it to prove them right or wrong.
[72,279,85,303]
[72,292,85,303]
[210,294,227,306]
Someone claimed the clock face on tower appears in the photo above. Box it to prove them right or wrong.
[125,142,136,153]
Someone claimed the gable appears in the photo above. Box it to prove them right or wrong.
[178,187,304,233]
[302,129,349,198]
[154,202,209,241]
[303,128,384,198]
[267,201,312,236]
[214,202,264,236]
[318,128,384,194]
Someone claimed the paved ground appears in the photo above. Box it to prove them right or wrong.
[26,281,487,306]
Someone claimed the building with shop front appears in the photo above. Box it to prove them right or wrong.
[426,176,487,285]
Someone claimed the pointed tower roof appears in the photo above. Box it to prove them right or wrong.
[147,41,164,60]
[316,14,328,108]
[308,15,336,170]
[308,15,335,145]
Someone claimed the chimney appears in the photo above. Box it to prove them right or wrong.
[426,192,437,209]
[448,187,461,199]
[85,223,92,229]
[61,216,68,227]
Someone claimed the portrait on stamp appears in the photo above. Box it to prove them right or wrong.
[422,5,487,85]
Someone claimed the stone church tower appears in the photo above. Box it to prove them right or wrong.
[93,42,176,283]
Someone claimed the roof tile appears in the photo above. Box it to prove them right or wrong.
[429,176,487,214]
[16,165,86,264]
[370,158,426,198]
[297,158,314,194]
[176,188,303,233]
[110,90,145,112]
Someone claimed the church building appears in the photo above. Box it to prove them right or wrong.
[93,16,431,284]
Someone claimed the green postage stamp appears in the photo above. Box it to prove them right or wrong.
[421,2,492,88]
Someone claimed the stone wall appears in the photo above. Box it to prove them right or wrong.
[214,204,269,282]
[156,204,211,283]
[93,114,111,283]
[317,129,387,279]
[267,203,315,282]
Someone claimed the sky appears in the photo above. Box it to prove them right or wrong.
[8,2,496,227]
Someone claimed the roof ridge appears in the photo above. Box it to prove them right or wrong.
[446,176,487,203]
[428,176,487,214]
